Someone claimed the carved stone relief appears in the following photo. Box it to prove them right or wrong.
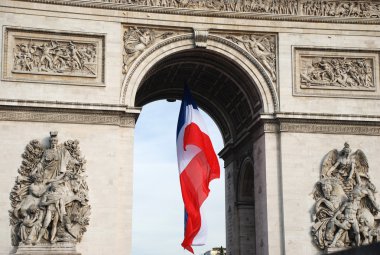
[301,1,380,18]
[30,0,380,20]
[9,132,90,253]
[224,33,277,82]
[294,48,380,98]
[3,28,104,86]
[123,26,179,74]
[311,143,380,252]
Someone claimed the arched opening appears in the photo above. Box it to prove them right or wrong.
[135,49,263,144]
[237,159,256,254]
[128,45,273,255]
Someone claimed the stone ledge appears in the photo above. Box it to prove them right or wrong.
[261,112,380,135]
[0,104,138,127]
[15,242,80,255]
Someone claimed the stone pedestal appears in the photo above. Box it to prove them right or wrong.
[15,242,80,255]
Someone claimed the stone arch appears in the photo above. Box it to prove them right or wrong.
[237,157,255,204]
[123,32,276,255]
[121,33,278,114]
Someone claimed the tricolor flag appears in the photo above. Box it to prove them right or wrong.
[176,85,220,253]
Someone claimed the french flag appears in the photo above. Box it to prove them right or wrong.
[176,85,220,253]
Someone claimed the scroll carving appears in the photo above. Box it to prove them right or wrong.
[194,29,208,48]
[225,33,276,81]
[311,143,380,251]
[9,132,90,252]
[123,27,177,74]
[300,57,375,90]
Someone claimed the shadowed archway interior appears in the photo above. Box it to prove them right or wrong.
[135,49,263,144]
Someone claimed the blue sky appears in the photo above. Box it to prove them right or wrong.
[132,100,226,255]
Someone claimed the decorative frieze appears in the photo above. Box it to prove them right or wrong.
[301,1,380,18]
[293,48,380,98]
[260,112,380,135]
[3,28,105,86]
[224,33,277,82]
[280,122,380,135]
[123,26,178,74]
[17,0,380,22]
[0,109,136,127]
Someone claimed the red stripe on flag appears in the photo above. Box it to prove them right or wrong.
[180,152,209,253]
[183,123,220,181]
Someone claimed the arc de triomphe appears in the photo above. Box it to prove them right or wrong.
[1,1,380,254]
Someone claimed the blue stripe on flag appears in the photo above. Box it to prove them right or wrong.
[176,85,198,137]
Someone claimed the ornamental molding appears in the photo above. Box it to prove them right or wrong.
[2,27,105,86]
[280,122,380,136]
[260,112,380,135]
[0,107,136,127]
[293,47,380,99]
[13,0,380,24]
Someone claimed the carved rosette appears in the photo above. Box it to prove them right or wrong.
[311,143,380,251]
[9,132,90,252]
[224,33,277,82]
[123,26,179,74]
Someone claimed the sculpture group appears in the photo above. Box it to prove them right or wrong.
[13,40,97,76]
[301,57,374,90]
[312,143,380,250]
[9,132,90,247]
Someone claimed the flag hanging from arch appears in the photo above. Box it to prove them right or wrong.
[176,85,220,253]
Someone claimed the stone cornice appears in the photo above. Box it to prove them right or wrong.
[0,99,140,127]
[13,0,380,24]
[261,112,380,135]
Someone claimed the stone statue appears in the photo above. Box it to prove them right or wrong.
[311,143,380,251]
[9,132,90,250]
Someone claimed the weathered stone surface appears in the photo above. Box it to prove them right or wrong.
[1,0,380,255]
